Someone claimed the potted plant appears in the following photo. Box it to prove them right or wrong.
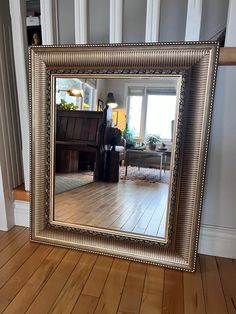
[145,134,160,151]
[57,99,78,110]
[123,123,135,148]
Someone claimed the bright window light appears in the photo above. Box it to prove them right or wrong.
[128,95,142,137]
[146,95,176,140]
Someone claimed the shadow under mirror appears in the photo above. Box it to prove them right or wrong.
[54,76,180,242]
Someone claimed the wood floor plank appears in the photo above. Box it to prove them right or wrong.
[0,228,30,269]
[0,226,25,252]
[200,255,228,314]
[110,192,139,217]
[55,183,115,219]
[132,194,158,234]
[110,189,150,231]
[57,186,119,224]
[54,181,169,239]
[233,259,236,272]
[76,190,133,227]
[3,247,67,313]
[119,187,153,230]
[94,259,130,314]
[26,250,82,313]
[162,268,184,314]
[183,259,206,314]
[72,295,99,314]
[0,241,39,289]
[216,256,236,314]
[110,207,141,230]
[0,228,235,314]
[118,262,147,314]
[140,265,164,314]
[145,206,165,238]
[0,244,53,312]
[13,184,29,201]
[98,213,123,229]
[0,230,6,238]
[82,255,114,298]
[71,256,114,313]
[50,253,97,313]
[156,208,167,238]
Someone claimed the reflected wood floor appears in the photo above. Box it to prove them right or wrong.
[0,227,235,313]
[55,180,169,238]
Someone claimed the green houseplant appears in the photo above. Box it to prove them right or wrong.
[123,123,135,148]
[57,99,78,110]
[145,134,160,151]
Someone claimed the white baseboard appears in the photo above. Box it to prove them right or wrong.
[0,224,9,231]
[14,200,30,227]
[198,224,236,258]
[13,201,236,258]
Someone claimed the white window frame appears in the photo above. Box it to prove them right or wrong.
[126,83,177,142]
[56,77,96,110]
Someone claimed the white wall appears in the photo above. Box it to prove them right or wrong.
[58,0,75,44]
[225,0,236,46]
[105,79,127,107]
[88,0,109,43]
[0,0,23,230]
[105,78,178,109]
[200,0,229,40]
[202,66,236,229]
[97,79,108,103]
[159,0,188,41]
[123,0,146,43]
[198,66,236,258]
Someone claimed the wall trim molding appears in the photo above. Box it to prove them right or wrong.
[9,0,30,191]
[74,0,88,44]
[198,224,236,258]
[0,0,24,230]
[225,0,236,47]
[13,200,236,258]
[14,200,30,228]
[185,0,202,41]
[145,0,161,42]
[40,0,56,44]
[109,0,123,43]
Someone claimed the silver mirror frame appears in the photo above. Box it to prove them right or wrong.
[30,42,219,271]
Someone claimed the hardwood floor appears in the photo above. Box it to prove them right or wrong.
[55,180,169,238]
[0,227,235,313]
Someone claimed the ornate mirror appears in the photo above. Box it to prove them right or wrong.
[30,42,219,271]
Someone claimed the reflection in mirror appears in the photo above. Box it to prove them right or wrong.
[54,76,179,241]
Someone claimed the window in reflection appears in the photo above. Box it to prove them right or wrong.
[127,95,143,137]
[127,87,176,142]
[146,95,176,140]
[56,78,96,111]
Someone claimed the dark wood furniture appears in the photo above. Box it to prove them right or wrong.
[124,149,164,179]
[104,150,120,182]
[56,106,112,180]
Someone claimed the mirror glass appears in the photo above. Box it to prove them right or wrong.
[53,76,180,241]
